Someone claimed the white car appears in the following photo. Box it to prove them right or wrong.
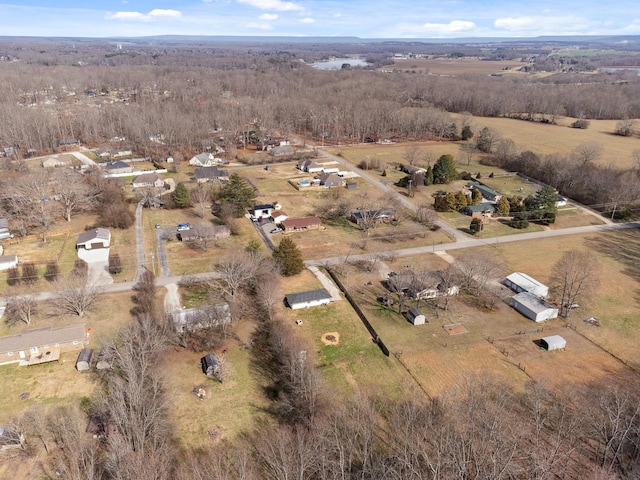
[270,227,282,234]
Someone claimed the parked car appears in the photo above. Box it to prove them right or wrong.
[177,223,190,231]
[270,227,282,234]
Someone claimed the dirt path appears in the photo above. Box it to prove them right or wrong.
[164,283,181,314]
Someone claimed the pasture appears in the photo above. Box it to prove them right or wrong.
[386,57,529,76]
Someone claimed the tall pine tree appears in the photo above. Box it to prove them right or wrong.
[220,174,256,217]
[272,237,304,276]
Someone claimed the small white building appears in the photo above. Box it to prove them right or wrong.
[285,288,333,309]
[75,348,93,372]
[504,272,549,298]
[76,228,111,250]
[0,255,18,271]
[405,307,426,325]
[511,292,559,322]
[540,335,566,351]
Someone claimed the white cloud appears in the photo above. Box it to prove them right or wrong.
[422,20,477,34]
[106,9,182,22]
[259,13,279,20]
[237,0,304,12]
[300,17,315,24]
[494,16,591,33]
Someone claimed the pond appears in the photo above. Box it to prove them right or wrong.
[311,57,369,70]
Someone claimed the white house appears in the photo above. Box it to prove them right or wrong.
[511,292,559,322]
[76,228,111,250]
[132,173,165,189]
[189,152,225,167]
[405,307,426,325]
[504,272,549,298]
[271,211,289,224]
[540,335,566,351]
[285,288,333,309]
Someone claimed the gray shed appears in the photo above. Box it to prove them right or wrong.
[405,307,427,325]
[76,348,93,372]
[540,335,566,351]
[201,353,221,378]
[96,346,113,370]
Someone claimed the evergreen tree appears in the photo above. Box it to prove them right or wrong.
[525,185,558,224]
[445,192,458,212]
[455,191,468,211]
[272,237,304,276]
[469,218,483,234]
[220,174,256,218]
[496,196,511,216]
[433,194,448,212]
[424,165,434,186]
[433,154,458,184]
[472,188,483,205]
[461,125,474,140]
[172,182,191,209]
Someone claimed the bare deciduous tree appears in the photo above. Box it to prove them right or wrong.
[3,290,38,326]
[551,250,600,317]
[214,252,259,301]
[50,274,102,317]
[52,169,100,222]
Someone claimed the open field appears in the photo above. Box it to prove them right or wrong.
[386,57,529,76]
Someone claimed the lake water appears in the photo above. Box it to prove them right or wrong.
[311,58,368,70]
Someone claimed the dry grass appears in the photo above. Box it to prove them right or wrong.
[386,57,529,76]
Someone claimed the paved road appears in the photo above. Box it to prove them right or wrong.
[134,202,147,281]
[315,147,467,242]
[68,150,98,168]
[305,220,640,267]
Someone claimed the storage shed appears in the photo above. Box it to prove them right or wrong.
[96,346,113,370]
[201,353,221,378]
[511,292,559,322]
[504,272,549,298]
[405,307,427,325]
[75,348,93,372]
[540,335,566,351]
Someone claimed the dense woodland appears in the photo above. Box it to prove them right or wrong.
[2,38,640,478]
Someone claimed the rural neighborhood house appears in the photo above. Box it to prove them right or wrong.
[285,288,333,309]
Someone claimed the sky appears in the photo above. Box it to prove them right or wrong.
[0,0,639,39]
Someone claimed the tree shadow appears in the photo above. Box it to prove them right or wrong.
[585,227,640,303]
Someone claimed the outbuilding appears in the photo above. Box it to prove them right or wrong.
[504,272,549,298]
[405,307,427,325]
[75,348,93,371]
[511,292,559,322]
[540,335,566,351]
[201,353,221,378]
[285,288,333,309]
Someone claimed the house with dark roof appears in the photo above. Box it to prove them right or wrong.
[285,288,333,309]
[194,166,229,183]
[250,204,275,221]
[177,224,230,242]
[173,304,231,333]
[317,172,345,188]
[464,203,496,218]
[104,160,133,175]
[281,217,322,232]
[76,228,111,250]
[349,207,396,226]
[269,145,295,157]
[0,324,86,366]
[466,181,503,202]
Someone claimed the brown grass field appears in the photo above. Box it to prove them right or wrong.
[386,57,529,76]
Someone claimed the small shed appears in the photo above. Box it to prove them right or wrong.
[201,353,221,378]
[405,307,427,325]
[96,346,113,370]
[511,292,559,322]
[75,348,93,372]
[540,335,566,351]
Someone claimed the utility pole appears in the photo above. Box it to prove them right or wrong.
[150,252,156,276]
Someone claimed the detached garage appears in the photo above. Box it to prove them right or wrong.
[511,292,559,322]
[285,288,333,309]
[540,335,566,351]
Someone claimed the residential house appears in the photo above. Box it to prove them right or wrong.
[189,152,225,166]
[511,292,558,322]
[271,211,289,224]
[349,207,396,226]
[41,155,72,168]
[269,145,295,157]
[540,335,566,351]
[405,307,427,325]
[0,255,18,271]
[104,160,133,175]
[194,166,229,183]
[132,172,166,189]
[0,218,11,240]
[250,204,275,221]
[404,165,427,175]
[466,181,503,202]
[76,228,111,250]
[59,138,81,149]
[110,147,133,159]
[177,224,230,242]
[281,216,322,232]
[0,324,87,366]
[285,288,333,309]
[297,160,324,173]
[173,304,231,333]
[317,172,345,188]
[504,272,549,298]
[464,203,496,218]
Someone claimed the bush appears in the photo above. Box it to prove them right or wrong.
[109,253,123,274]
[510,213,529,229]
[44,261,59,282]
[571,119,590,129]
[6,267,19,286]
[73,258,88,278]
[21,262,38,284]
